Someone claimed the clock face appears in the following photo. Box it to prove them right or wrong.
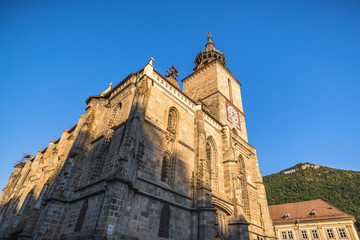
[226,100,241,130]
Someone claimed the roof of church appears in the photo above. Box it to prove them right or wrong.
[269,199,353,224]
[86,66,183,103]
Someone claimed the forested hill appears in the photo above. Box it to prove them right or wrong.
[263,163,360,221]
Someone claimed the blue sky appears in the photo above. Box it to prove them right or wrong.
[1,0,360,191]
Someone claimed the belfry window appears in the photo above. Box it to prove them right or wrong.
[158,204,170,238]
[228,79,233,103]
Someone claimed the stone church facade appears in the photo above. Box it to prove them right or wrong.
[0,33,275,240]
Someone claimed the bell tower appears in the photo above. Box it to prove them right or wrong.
[182,31,248,141]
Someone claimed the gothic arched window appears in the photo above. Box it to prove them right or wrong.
[206,137,218,190]
[161,152,174,186]
[232,128,238,136]
[206,142,212,162]
[228,78,233,103]
[158,204,171,238]
[238,155,246,175]
[167,108,178,134]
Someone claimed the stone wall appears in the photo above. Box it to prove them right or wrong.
[0,59,275,240]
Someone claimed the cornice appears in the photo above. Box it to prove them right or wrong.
[273,216,356,225]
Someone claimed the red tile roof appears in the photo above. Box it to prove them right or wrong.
[269,199,353,224]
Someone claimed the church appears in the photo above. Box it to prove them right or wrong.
[0,33,276,240]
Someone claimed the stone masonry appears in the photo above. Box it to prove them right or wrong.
[0,33,276,240]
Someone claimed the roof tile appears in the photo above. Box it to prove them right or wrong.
[269,199,352,223]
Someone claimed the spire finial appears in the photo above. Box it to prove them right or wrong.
[205,30,215,50]
[207,30,213,43]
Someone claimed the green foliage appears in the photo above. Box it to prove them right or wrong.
[263,165,360,221]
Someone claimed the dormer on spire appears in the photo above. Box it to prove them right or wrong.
[194,31,226,70]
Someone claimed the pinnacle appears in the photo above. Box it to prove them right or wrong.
[205,30,215,50]
[207,30,213,44]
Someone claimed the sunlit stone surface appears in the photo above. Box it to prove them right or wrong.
[0,34,275,240]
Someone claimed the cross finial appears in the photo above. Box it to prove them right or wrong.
[165,65,179,79]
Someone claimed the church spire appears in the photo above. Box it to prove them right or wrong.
[205,30,215,50]
[194,31,226,70]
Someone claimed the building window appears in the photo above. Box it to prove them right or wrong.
[326,229,335,238]
[206,142,212,164]
[281,231,288,239]
[338,228,347,238]
[288,231,294,239]
[311,229,319,239]
[228,79,233,103]
[160,152,174,186]
[206,137,218,190]
[301,230,308,239]
[232,128,238,136]
[158,204,170,238]
[167,108,178,134]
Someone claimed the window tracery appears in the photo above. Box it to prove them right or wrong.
[167,108,178,134]
[206,137,218,190]
[161,152,174,186]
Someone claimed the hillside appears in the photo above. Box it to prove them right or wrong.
[263,163,360,221]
